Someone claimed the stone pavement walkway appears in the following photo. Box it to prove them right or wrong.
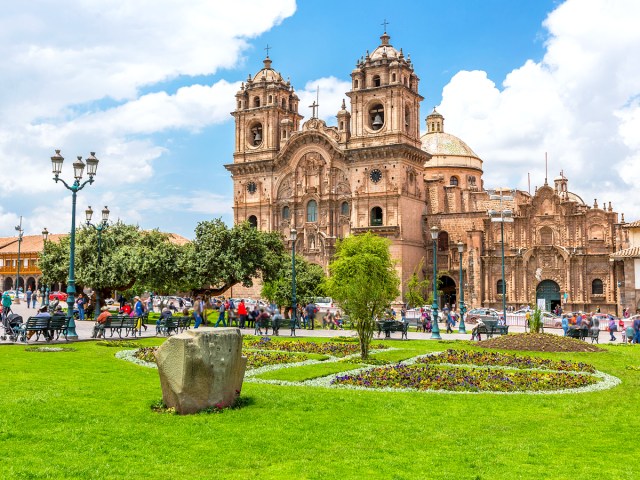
[0,300,629,345]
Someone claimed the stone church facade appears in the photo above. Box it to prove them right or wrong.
[225,33,629,314]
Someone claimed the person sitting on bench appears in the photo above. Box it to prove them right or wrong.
[91,307,112,338]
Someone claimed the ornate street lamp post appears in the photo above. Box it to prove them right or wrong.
[430,225,441,339]
[457,241,466,334]
[51,149,100,339]
[42,228,50,307]
[290,228,297,337]
[85,205,110,320]
[14,216,24,304]
[488,189,514,326]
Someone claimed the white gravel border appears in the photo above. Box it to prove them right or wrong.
[115,347,621,395]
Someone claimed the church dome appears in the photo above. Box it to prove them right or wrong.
[420,108,483,173]
[421,131,479,158]
[370,33,402,61]
[252,57,285,84]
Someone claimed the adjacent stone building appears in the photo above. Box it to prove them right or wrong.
[226,32,631,313]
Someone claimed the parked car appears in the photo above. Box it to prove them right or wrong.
[3,290,25,300]
[49,291,68,301]
[467,308,500,317]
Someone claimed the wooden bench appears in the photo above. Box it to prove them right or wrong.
[96,315,138,338]
[477,320,509,339]
[25,315,70,342]
[156,316,191,336]
[376,321,409,340]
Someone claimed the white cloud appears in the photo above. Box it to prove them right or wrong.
[0,1,295,236]
[297,77,351,125]
[437,0,640,221]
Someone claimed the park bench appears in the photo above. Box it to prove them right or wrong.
[566,327,599,343]
[156,316,191,336]
[97,315,138,338]
[25,315,70,342]
[477,320,509,339]
[376,320,409,340]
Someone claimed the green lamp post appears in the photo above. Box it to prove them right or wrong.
[488,189,514,327]
[41,228,50,307]
[430,225,441,339]
[457,241,466,334]
[14,216,24,304]
[290,228,297,337]
[51,150,99,339]
[85,205,110,320]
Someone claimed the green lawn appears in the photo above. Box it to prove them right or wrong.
[1,338,639,479]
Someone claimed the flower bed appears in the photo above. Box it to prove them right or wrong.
[418,349,596,373]
[331,364,599,392]
[132,346,310,369]
[244,337,386,357]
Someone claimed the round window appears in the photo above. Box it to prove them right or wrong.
[247,182,257,194]
[370,169,382,183]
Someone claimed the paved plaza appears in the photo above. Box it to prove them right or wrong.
[1,299,628,345]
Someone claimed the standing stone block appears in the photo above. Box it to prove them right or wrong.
[155,328,246,414]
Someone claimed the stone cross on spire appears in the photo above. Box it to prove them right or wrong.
[381,19,389,32]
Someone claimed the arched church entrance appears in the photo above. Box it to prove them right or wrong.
[439,275,456,309]
[4,277,13,291]
[536,280,561,312]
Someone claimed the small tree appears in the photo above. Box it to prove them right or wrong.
[530,306,544,333]
[325,233,399,359]
[404,257,429,308]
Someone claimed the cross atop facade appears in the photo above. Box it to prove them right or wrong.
[381,19,390,32]
[264,44,271,57]
[309,100,319,119]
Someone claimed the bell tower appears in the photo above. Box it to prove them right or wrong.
[231,56,303,164]
[346,32,423,148]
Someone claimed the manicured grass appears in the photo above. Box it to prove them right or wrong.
[0,338,639,479]
[255,361,365,381]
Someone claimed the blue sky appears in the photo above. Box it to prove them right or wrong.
[1,0,639,239]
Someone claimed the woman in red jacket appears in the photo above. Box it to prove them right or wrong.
[237,299,248,329]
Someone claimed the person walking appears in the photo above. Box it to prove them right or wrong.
[2,291,12,320]
[633,316,640,344]
[561,315,569,336]
[237,299,248,329]
[193,296,203,328]
[305,301,317,330]
[608,317,617,342]
[26,288,32,309]
[77,293,86,320]
[215,300,227,327]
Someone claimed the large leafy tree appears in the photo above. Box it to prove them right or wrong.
[325,232,399,359]
[261,254,326,312]
[186,219,286,296]
[39,222,189,302]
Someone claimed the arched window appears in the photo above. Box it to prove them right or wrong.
[354,79,359,89]
[373,75,381,87]
[268,95,272,104]
[540,227,553,245]
[370,207,383,226]
[282,206,290,220]
[592,279,604,295]
[282,98,286,109]
[253,96,260,108]
[391,73,396,82]
[339,121,344,130]
[437,231,449,251]
[306,200,317,222]
[248,215,258,228]
[405,107,411,131]
[341,201,349,216]
[450,176,459,186]
[497,279,506,295]
[237,100,242,110]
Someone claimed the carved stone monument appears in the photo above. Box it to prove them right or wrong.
[155,328,247,414]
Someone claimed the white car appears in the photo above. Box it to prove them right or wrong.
[3,290,25,300]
